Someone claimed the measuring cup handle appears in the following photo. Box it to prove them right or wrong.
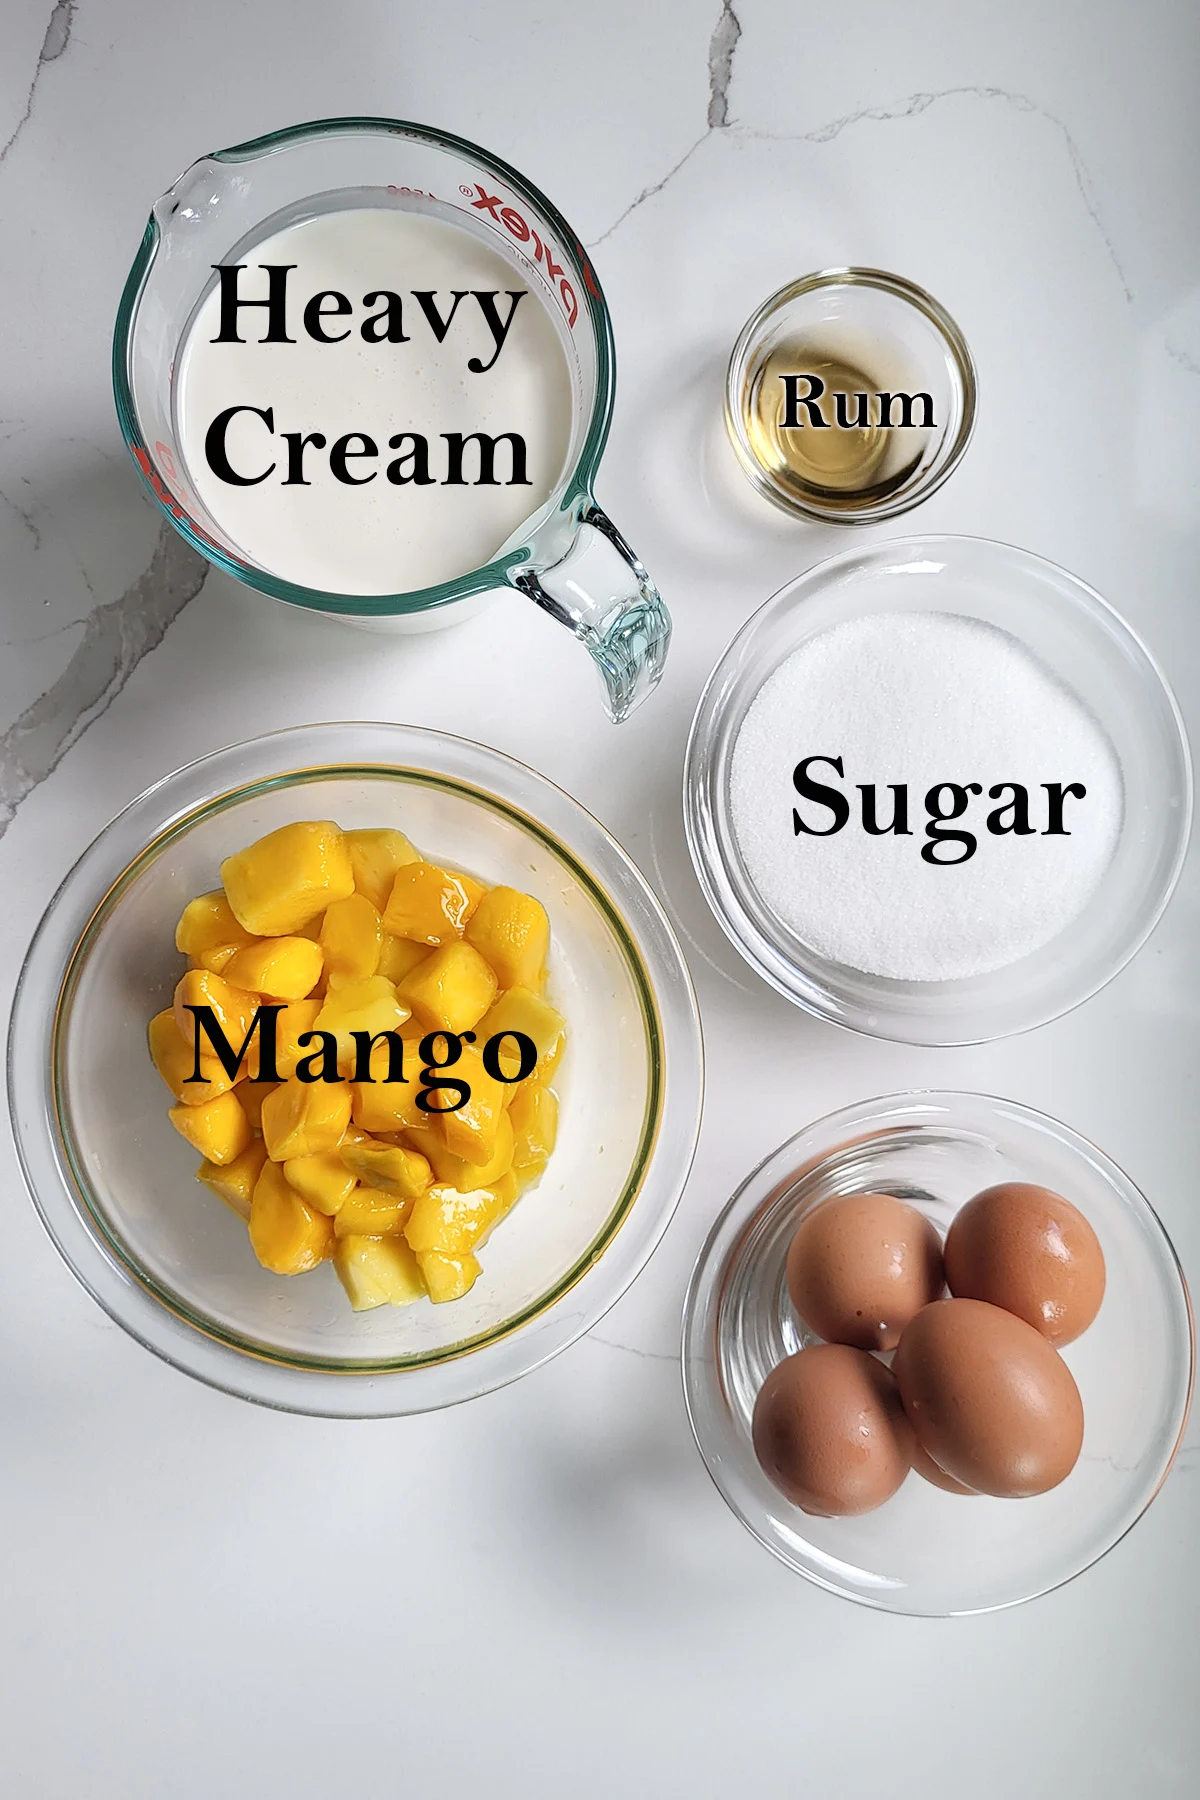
[512,502,671,723]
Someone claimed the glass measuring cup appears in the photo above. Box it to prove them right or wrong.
[112,117,670,722]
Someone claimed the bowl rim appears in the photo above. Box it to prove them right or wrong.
[680,1088,1196,1616]
[9,723,705,1416]
[682,532,1194,1046]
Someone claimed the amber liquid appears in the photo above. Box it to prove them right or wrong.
[743,343,929,513]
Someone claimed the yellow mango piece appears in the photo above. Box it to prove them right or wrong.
[282,1149,357,1215]
[477,987,565,1082]
[334,1234,427,1310]
[509,1080,559,1181]
[190,942,245,976]
[377,933,431,984]
[168,1089,253,1165]
[217,997,322,1082]
[196,1141,268,1221]
[436,1046,507,1164]
[406,1110,514,1188]
[320,893,383,981]
[459,873,487,911]
[350,1045,427,1134]
[465,886,549,990]
[175,890,256,959]
[249,1159,334,1273]
[148,1009,236,1105]
[333,1186,416,1239]
[236,1081,277,1133]
[172,967,260,1057]
[222,820,355,937]
[382,860,479,945]
[339,1136,431,1197]
[346,828,420,912]
[405,1184,503,1256]
[265,997,323,1079]
[474,1170,522,1249]
[260,1078,351,1161]
[398,941,497,1034]
[313,974,411,1074]
[496,1169,522,1205]
[415,1247,482,1303]
[490,1169,521,1214]
[222,936,325,1000]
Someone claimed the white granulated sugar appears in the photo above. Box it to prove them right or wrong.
[729,611,1123,982]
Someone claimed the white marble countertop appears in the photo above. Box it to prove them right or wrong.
[2,2,1198,1793]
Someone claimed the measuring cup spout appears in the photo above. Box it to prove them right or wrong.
[513,503,670,723]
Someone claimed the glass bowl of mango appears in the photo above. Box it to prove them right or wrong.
[9,724,703,1415]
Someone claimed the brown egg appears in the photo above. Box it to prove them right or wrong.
[945,1182,1105,1346]
[752,1343,915,1516]
[909,1438,979,1496]
[893,1298,1084,1498]
[786,1192,945,1351]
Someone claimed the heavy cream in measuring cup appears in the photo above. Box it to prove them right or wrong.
[175,207,574,595]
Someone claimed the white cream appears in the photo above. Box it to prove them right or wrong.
[175,206,574,595]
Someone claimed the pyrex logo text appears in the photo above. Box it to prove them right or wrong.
[467,184,595,328]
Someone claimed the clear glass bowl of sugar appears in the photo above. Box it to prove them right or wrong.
[682,1092,1194,1616]
[8,724,703,1416]
[684,535,1192,1045]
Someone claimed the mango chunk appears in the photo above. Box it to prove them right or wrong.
[465,886,549,990]
[282,1149,357,1215]
[320,893,383,982]
[335,1233,427,1310]
[313,975,411,1074]
[398,941,497,1035]
[405,1184,504,1256]
[477,987,565,1082]
[436,1046,507,1164]
[168,1089,253,1165]
[249,1159,334,1272]
[236,1081,277,1133]
[473,1170,522,1249]
[175,890,256,960]
[222,936,324,999]
[382,861,480,945]
[264,997,323,1079]
[261,1078,351,1161]
[333,1186,416,1239]
[406,1110,514,1189]
[222,821,355,937]
[346,828,420,913]
[509,1080,559,1183]
[196,1140,268,1221]
[377,933,431,984]
[339,1136,431,1197]
[194,943,244,976]
[415,1247,482,1303]
[350,1038,428,1134]
[172,967,260,1058]
[148,1008,236,1105]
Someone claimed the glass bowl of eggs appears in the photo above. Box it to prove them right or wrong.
[9,723,704,1416]
[681,1091,1194,1616]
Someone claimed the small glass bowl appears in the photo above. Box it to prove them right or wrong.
[725,268,976,523]
[682,1092,1194,1616]
[8,724,704,1417]
[683,535,1192,1046]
